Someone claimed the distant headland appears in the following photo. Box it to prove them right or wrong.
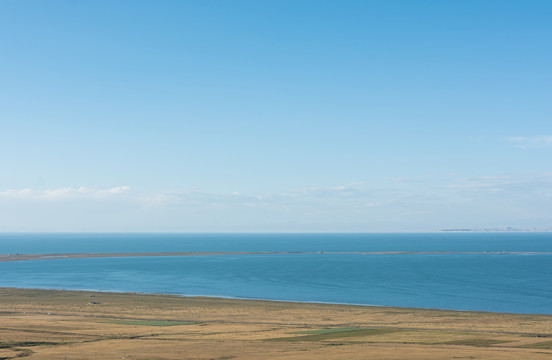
[440,227,552,232]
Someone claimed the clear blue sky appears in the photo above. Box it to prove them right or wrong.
[1,0,551,231]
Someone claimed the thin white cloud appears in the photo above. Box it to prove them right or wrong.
[0,188,34,197]
[283,182,370,199]
[507,136,552,148]
[132,183,383,211]
[1,175,551,231]
[387,175,434,183]
[445,175,510,190]
[0,186,131,200]
[105,186,130,194]
[2,174,551,215]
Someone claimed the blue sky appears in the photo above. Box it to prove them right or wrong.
[1,0,551,231]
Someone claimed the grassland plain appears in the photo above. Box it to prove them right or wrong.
[1,288,552,359]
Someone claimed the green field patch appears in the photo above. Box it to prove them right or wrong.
[269,328,401,342]
[520,341,552,349]
[439,339,510,347]
[101,320,196,326]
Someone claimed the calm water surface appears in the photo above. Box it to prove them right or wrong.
[1,233,551,314]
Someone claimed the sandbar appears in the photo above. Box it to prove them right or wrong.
[1,250,551,262]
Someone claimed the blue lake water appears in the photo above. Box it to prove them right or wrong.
[1,233,551,314]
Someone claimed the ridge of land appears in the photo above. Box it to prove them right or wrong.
[2,251,552,262]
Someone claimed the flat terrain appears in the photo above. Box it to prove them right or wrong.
[2,251,552,262]
[1,288,552,359]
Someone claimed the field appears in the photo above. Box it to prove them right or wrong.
[1,287,552,359]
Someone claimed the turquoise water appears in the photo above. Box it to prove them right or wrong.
[1,233,551,314]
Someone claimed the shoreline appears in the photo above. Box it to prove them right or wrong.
[2,250,552,262]
[2,286,552,320]
[3,286,551,317]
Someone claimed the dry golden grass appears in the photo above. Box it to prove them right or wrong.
[1,287,551,359]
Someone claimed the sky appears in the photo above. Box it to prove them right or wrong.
[0,0,551,232]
